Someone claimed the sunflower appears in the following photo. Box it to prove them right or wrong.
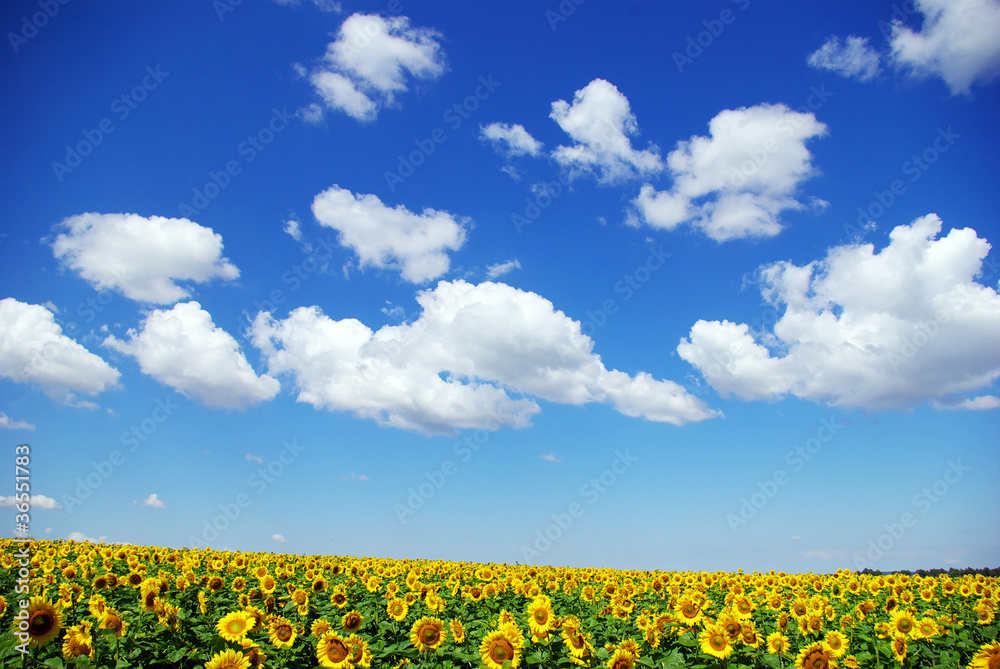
[317,632,352,669]
[346,634,373,668]
[732,595,754,619]
[410,616,446,651]
[795,641,838,669]
[204,649,251,669]
[717,610,742,641]
[238,639,267,669]
[527,596,556,638]
[968,641,1000,669]
[890,635,907,664]
[824,630,848,658]
[607,648,635,669]
[61,622,94,661]
[339,609,363,634]
[450,618,466,644]
[259,575,277,594]
[842,655,860,669]
[312,618,333,637]
[22,598,63,648]
[890,608,918,638]
[330,589,348,609]
[766,631,790,655]
[674,595,705,627]
[99,608,129,637]
[217,611,254,642]
[914,618,939,640]
[268,616,297,648]
[561,617,592,659]
[699,623,733,660]
[480,630,521,669]
[387,598,408,622]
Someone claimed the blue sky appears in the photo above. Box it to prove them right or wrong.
[1,0,999,573]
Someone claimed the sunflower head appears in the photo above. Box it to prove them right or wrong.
[23,598,63,648]
[480,630,519,669]
[217,611,254,642]
[342,610,363,633]
[204,648,251,669]
[699,623,733,660]
[409,616,446,652]
[316,632,351,669]
[795,641,838,669]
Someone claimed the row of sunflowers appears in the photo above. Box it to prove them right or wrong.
[1,538,997,668]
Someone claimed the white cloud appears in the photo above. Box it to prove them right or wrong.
[251,280,719,435]
[890,0,1000,95]
[0,412,35,430]
[540,453,561,463]
[68,531,107,543]
[341,472,371,481]
[283,218,303,241]
[486,259,521,279]
[104,301,279,410]
[808,35,882,81]
[678,214,1000,410]
[480,123,543,157]
[246,453,264,464]
[0,298,120,402]
[51,213,240,304]
[0,494,62,510]
[136,493,166,509]
[931,394,1000,411]
[306,13,445,122]
[311,185,468,283]
[272,533,287,543]
[550,78,663,183]
[632,103,828,241]
[45,527,52,534]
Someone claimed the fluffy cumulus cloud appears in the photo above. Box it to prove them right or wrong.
[251,280,719,435]
[311,185,468,283]
[104,301,279,410]
[0,298,120,402]
[550,79,663,183]
[677,215,1000,410]
[307,13,445,122]
[632,103,828,241]
[808,35,883,81]
[0,494,62,510]
[51,213,239,304]
[890,0,1000,95]
[479,123,543,157]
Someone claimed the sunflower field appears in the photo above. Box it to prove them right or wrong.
[0,539,997,669]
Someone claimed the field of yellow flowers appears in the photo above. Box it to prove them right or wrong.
[0,539,997,669]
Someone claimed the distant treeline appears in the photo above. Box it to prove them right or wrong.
[858,567,1000,577]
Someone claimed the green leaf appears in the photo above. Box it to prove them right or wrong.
[43,658,65,669]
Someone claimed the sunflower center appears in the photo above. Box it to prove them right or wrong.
[277,625,292,641]
[805,650,829,669]
[710,633,727,651]
[325,638,348,662]
[29,612,53,635]
[490,640,513,663]
[533,609,548,624]
[420,626,440,643]
[227,620,246,634]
